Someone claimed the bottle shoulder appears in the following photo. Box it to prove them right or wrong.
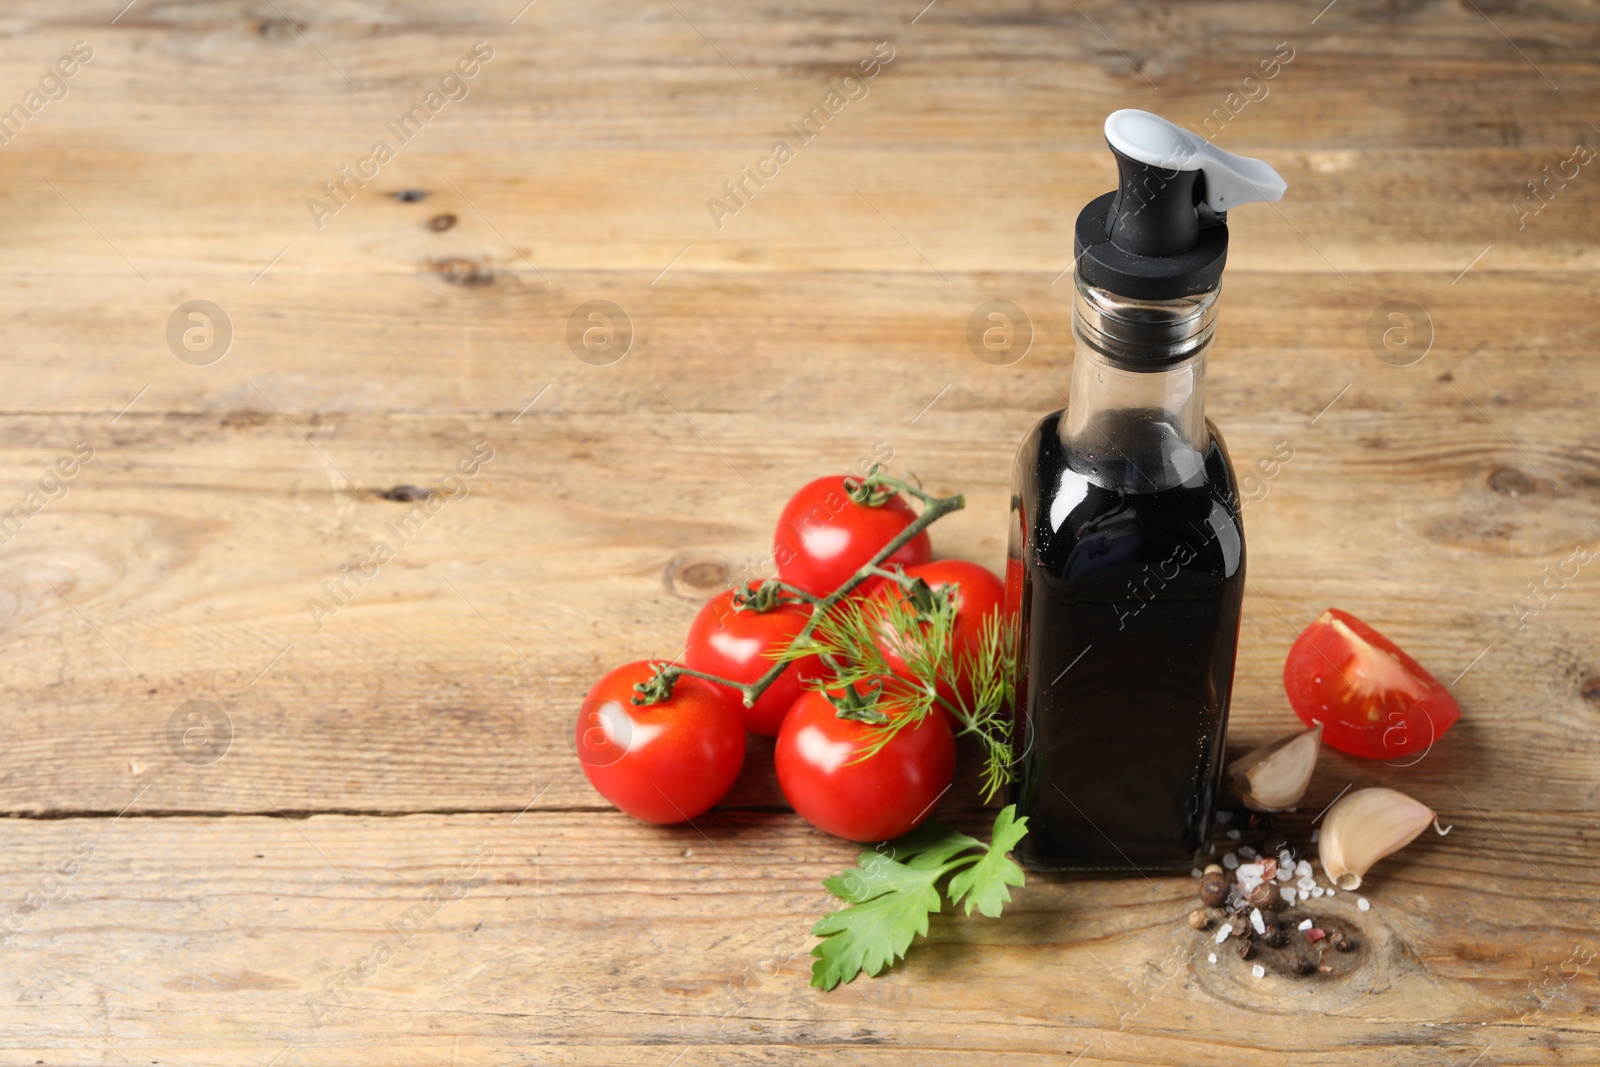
[1014,426,1244,583]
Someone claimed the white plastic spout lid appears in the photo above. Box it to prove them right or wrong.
[1073,108,1287,298]
[1104,109,1286,212]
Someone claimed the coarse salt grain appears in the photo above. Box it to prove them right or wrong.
[1295,860,1313,878]
[1191,867,1204,878]
[1250,908,1266,934]
[1280,887,1297,905]
[1326,888,1335,897]
[1358,897,1371,911]
[1209,952,1218,964]
[1217,811,1234,825]
[1277,849,1294,867]
[1298,918,1313,931]
[1252,964,1266,979]
[1238,863,1264,879]
[1238,845,1257,859]
[1311,886,1326,898]
[1226,828,1242,840]
[1276,866,1294,883]
[1310,827,1320,844]
[1223,853,1240,870]
[1216,923,1234,944]
[1297,876,1317,892]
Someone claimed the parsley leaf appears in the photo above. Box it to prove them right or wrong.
[811,860,943,990]
[810,807,1028,990]
[946,804,1028,917]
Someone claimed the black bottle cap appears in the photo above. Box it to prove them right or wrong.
[1073,110,1286,301]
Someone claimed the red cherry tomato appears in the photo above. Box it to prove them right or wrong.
[774,475,932,596]
[1283,609,1461,760]
[683,584,828,736]
[575,661,745,823]
[775,681,956,842]
[866,560,1006,716]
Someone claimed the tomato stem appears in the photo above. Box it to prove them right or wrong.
[863,564,918,587]
[636,471,966,709]
[672,666,757,701]
[733,580,819,611]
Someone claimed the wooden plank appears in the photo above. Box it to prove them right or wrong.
[0,151,1593,277]
[0,271,1597,418]
[0,4,1592,277]
[0,386,1594,816]
[1,811,1597,1064]
[0,0,1593,156]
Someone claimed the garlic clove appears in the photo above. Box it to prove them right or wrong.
[1228,724,1322,812]
[1318,786,1437,890]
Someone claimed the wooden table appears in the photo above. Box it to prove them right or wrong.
[3,1,1596,1063]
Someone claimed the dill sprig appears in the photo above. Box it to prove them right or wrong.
[782,569,1018,802]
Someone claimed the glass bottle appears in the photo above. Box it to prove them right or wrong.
[1005,109,1284,872]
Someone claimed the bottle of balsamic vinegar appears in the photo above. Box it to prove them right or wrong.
[1007,110,1286,872]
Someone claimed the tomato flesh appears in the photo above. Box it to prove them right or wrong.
[683,585,828,736]
[575,661,746,823]
[774,475,933,595]
[775,680,955,842]
[1283,609,1461,760]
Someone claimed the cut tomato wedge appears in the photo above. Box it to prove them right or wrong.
[1283,608,1461,760]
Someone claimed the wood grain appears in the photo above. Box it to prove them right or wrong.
[0,0,1597,1061]
[3,812,1598,1065]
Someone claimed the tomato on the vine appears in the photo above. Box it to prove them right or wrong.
[684,584,827,736]
[774,475,932,596]
[1283,609,1461,760]
[866,560,1006,716]
[575,661,745,823]
[775,680,955,842]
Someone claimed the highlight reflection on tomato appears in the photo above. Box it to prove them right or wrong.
[1283,609,1461,760]
[575,661,745,823]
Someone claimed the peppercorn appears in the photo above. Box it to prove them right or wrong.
[1199,871,1232,907]
[1258,908,1281,929]
[1263,834,1288,856]
[1262,926,1290,949]
[1291,955,1317,975]
[1246,880,1278,910]
[1331,931,1356,952]
[1234,937,1257,961]
[1188,908,1214,930]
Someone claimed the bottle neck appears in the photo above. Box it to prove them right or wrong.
[1062,278,1219,493]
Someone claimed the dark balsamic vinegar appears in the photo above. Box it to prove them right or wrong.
[1006,107,1286,873]
[1007,408,1245,872]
